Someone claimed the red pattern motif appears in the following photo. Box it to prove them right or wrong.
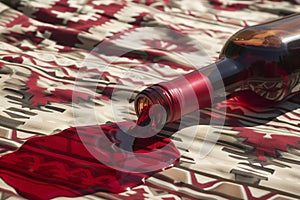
[236,127,300,162]
[25,71,95,106]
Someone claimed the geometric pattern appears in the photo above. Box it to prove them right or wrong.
[0,0,299,199]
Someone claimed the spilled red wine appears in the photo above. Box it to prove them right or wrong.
[0,115,179,199]
[135,13,300,124]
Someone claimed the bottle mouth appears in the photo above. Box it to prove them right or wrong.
[135,94,153,117]
[134,85,173,122]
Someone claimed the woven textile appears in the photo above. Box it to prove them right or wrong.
[0,0,299,199]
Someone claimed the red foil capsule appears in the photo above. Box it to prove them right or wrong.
[135,71,213,123]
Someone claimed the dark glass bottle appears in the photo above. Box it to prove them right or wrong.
[135,13,300,123]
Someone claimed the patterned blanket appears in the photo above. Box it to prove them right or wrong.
[0,0,299,199]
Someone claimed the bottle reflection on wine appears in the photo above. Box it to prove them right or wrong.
[135,13,300,125]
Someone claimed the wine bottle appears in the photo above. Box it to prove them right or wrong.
[134,13,300,124]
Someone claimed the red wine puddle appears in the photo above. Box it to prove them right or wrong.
[0,110,179,199]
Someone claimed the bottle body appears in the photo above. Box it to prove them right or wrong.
[217,13,300,102]
[135,13,300,123]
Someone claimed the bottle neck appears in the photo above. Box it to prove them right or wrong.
[201,58,244,99]
[134,58,242,123]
